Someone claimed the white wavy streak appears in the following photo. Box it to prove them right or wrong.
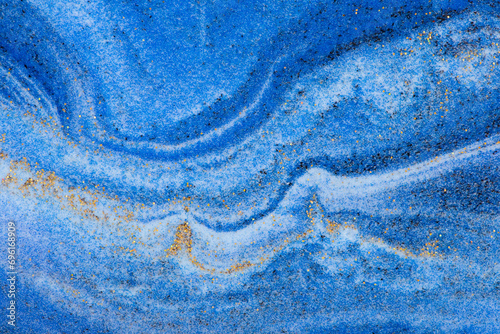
[179,135,500,272]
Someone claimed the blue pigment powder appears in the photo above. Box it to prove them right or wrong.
[0,0,499,332]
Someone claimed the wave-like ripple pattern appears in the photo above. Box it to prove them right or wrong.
[0,0,499,332]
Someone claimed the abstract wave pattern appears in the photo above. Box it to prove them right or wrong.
[0,0,499,332]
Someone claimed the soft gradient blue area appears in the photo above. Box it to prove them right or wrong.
[0,0,499,333]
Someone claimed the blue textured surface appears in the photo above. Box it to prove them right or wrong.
[0,0,499,332]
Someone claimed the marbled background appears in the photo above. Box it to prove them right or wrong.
[0,0,499,332]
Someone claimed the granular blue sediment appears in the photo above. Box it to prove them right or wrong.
[0,0,499,332]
